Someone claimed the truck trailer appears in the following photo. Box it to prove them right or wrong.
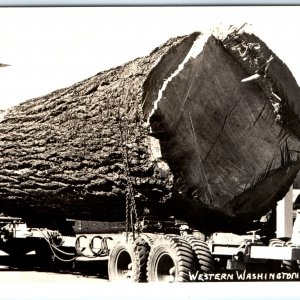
[1,187,300,282]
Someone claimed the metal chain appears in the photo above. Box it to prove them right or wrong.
[131,87,144,228]
[117,109,131,240]
[122,112,139,239]
[123,118,139,223]
[117,82,140,240]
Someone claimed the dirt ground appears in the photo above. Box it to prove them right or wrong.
[0,251,299,300]
[0,250,109,282]
[0,251,110,299]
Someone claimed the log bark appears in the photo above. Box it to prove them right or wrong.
[1,26,300,233]
[0,33,198,224]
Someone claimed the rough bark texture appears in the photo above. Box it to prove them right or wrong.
[1,27,300,233]
[0,33,198,225]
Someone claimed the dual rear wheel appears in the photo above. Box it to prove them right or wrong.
[108,234,214,282]
[147,234,197,282]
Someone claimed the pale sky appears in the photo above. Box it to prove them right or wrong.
[0,6,300,109]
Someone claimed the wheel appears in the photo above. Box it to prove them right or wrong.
[108,240,136,281]
[35,240,55,271]
[286,241,300,271]
[282,240,299,272]
[132,234,156,282]
[147,234,197,282]
[183,234,214,273]
[269,239,299,272]
[108,234,157,282]
[269,238,284,247]
[6,247,29,258]
[6,247,31,267]
[281,259,299,272]
[2,239,35,264]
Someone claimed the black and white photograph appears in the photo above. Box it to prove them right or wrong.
[0,5,300,299]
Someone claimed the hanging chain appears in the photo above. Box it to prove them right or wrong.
[117,81,139,241]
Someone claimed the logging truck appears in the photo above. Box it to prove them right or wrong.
[1,186,300,282]
[2,27,300,282]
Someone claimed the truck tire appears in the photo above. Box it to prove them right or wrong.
[108,240,135,281]
[35,240,55,271]
[6,247,30,267]
[282,240,299,272]
[286,241,300,271]
[269,239,298,271]
[132,234,156,282]
[147,234,197,282]
[281,259,298,272]
[108,235,158,282]
[183,235,214,273]
[6,246,31,259]
[269,238,284,247]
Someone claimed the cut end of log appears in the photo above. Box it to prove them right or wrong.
[144,25,300,230]
[145,32,209,129]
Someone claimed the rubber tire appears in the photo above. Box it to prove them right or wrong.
[132,234,156,282]
[286,241,300,271]
[35,240,55,271]
[6,248,30,268]
[281,260,298,272]
[269,239,298,272]
[183,235,214,273]
[269,238,284,247]
[282,240,299,272]
[147,234,197,282]
[108,240,136,281]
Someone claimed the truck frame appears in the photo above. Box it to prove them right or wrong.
[0,187,300,282]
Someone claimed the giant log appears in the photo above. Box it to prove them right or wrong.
[1,26,300,233]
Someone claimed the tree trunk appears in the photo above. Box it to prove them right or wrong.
[1,26,300,233]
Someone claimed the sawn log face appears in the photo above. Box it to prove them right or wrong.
[146,32,300,231]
